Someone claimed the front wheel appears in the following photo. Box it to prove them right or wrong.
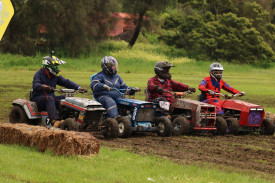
[59,118,79,131]
[155,116,172,137]
[172,116,190,135]
[261,118,275,135]
[215,116,227,135]
[9,106,28,123]
[102,118,119,138]
[117,117,132,138]
[226,118,239,135]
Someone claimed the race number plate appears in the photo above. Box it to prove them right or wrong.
[159,101,170,111]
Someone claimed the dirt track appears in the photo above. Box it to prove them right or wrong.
[96,133,275,180]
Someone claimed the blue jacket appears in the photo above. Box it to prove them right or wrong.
[31,68,80,100]
[90,70,131,99]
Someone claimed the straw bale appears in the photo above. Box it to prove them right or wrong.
[0,123,100,156]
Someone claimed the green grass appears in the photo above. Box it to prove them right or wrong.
[0,144,271,183]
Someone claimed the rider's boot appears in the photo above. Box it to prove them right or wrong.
[52,120,62,128]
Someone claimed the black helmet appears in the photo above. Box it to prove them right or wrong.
[42,53,65,76]
[154,61,175,79]
[209,62,223,81]
[101,56,118,76]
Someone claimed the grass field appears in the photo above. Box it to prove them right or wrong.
[0,41,275,182]
[0,144,272,183]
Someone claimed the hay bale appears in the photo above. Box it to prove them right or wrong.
[0,123,100,156]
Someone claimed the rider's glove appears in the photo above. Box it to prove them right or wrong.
[224,94,230,99]
[189,87,196,93]
[103,84,111,91]
[42,84,53,92]
[156,86,164,94]
[128,87,140,95]
[133,87,141,92]
[239,91,245,96]
[207,90,216,95]
[79,87,88,93]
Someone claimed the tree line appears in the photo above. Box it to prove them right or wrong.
[1,0,275,64]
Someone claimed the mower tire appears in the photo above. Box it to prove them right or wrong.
[117,116,132,138]
[60,118,79,131]
[215,116,227,135]
[226,118,239,135]
[261,118,275,135]
[172,116,190,135]
[9,105,28,124]
[102,118,119,138]
[156,116,172,137]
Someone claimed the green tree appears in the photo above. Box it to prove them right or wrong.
[160,11,274,63]
[123,0,175,48]
[0,0,121,57]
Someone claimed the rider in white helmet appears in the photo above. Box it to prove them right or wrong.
[198,62,245,114]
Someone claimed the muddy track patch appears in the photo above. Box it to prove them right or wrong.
[96,133,275,180]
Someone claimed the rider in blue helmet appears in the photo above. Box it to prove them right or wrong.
[91,56,139,118]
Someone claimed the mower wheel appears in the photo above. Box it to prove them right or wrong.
[117,116,132,138]
[9,105,28,123]
[226,118,239,135]
[102,118,119,138]
[215,116,227,135]
[60,118,79,131]
[156,116,172,137]
[172,116,190,135]
[261,118,275,135]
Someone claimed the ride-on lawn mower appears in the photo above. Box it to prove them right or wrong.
[155,91,227,135]
[210,93,275,135]
[9,89,119,138]
[107,88,172,138]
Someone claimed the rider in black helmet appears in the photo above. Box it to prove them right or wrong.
[147,61,196,104]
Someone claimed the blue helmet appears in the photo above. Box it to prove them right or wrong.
[101,56,118,76]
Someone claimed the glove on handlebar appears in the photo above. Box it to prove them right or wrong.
[189,87,196,93]
[133,87,141,92]
[79,87,88,93]
[103,84,111,91]
[128,87,140,95]
[239,91,245,96]
[156,86,164,94]
[42,85,53,92]
[207,90,216,95]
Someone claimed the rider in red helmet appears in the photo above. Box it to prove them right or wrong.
[198,63,245,114]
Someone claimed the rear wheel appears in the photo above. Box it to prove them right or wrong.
[226,118,239,135]
[215,116,227,135]
[156,116,172,137]
[9,106,28,123]
[172,116,190,135]
[59,118,79,131]
[102,118,119,138]
[117,116,132,138]
[261,118,275,135]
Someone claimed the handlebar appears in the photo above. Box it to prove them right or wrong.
[110,87,141,96]
[164,90,194,98]
[213,92,242,99]
[53,88,87,94]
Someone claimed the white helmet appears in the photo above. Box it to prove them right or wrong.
[209,62,223,81]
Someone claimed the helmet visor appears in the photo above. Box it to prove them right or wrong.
[105,62,118,72]
[212,71,222,75]
[48,65,59,73]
